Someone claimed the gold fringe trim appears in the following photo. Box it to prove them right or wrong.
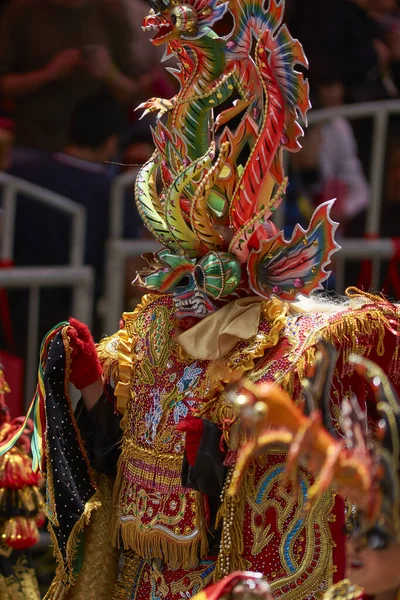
[111,442,208,570]
[44,488,102,599]
[115,523,207,571]
[111,515,207,572]
[195,488,210,560]
[279,303,400,398]
[114,328,133,417]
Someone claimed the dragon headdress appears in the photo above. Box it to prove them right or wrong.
[135,0,339,319]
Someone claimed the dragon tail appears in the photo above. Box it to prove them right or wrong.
[230,0,310,232]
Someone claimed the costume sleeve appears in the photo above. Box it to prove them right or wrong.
[75,392,122,477]
[181,419,227,498]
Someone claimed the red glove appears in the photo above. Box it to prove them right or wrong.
[177,415,204,466]
[68,318,103,390]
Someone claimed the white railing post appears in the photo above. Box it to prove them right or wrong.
[368,110,389,236]
[104,239,161,333]
[0,173,87,265]
[109,168,139,239]
[1,183,16,261]
[104,239,132,334]
[71,268,94,328]
[100,101,400,325]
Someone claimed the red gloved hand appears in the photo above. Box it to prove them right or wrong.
[177,415,204,467]
[68,318,103,390]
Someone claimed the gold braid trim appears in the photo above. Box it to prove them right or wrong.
[199,298,288,421]
[278,303,400,398]
[97,295,159,417]
[114,328,133,417]
[111,294,159,417]
[45,327,103,598]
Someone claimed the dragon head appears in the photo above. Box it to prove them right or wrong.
[135,249,241,320]
[142,0,228,45]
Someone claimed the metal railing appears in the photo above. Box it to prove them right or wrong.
[308,99,400,237]
[0,172,86,264]
[104,238,161,334]
[0,266,94,407]
[0,173,90,405]
[109,168,139,239]
[103,100,400,331]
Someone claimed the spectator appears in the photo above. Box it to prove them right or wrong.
[0,0,153,157]
[371,0,400,90]
[289,0,391,103]
[289,67,369,237]
[4,89,141,355]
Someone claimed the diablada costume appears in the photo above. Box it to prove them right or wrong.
[3,0,400,598]
[96,291,399,600]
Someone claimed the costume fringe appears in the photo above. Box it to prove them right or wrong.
[111,442,209,570]
[279,303,400,398]
[195,490,210,560]
[44,488,102,599]
[112,519,207,571]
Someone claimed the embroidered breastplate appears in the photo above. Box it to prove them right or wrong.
[111,296,211,570]
[101,294,400,599]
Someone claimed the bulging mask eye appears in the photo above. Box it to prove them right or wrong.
[170,5,198,33]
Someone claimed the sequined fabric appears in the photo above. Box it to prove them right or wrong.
[100,295,400,600]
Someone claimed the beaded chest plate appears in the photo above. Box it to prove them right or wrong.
[101,295,400,600]
[112,296,212,571]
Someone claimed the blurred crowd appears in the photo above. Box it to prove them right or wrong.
[284,0,400,243]
[0,0,173,358]
[1,0,400,358]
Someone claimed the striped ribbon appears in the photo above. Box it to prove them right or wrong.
[0,321,69,473]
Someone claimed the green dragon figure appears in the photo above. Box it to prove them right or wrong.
[135,0,339,320]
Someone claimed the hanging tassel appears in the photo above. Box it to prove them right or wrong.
[1,515,39,549]
[0,322,68,473]
[0,446,39,489]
